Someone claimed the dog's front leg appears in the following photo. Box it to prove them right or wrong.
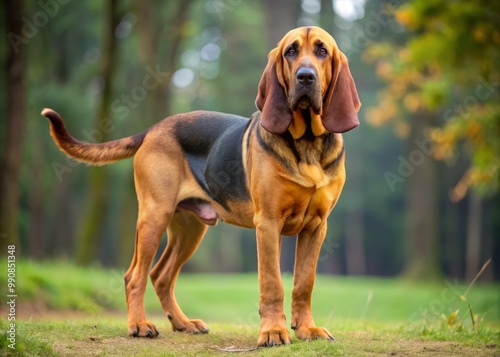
[255,219,292,347]
[291,220,334,341]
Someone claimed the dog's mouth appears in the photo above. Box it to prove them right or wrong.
[295,95,312,109]
[291,94,321,114]
[289,84,322,114]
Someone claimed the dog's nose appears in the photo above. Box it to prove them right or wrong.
[296,68,316,85]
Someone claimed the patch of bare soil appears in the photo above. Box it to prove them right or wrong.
[381,340,498,357]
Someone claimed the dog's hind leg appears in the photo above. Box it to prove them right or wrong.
[124,204,171,338]
[149,211,209,334]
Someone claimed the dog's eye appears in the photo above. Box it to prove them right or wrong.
[285,48,297,57]
[318,48,328,57]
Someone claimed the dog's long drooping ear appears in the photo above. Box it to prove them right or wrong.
[322,51,361,133]
[255,48,293,134]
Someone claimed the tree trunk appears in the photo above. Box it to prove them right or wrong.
[345,209,366,275]
[403,113,441,280]
[219,224,243,272]
[157,0,192,117]
[53,177,76,257]
[264,0,301,48]
[76,0,121,265]
[344,117,366,275]
[27,142,46,259]
[135,0,160,121]
[465,192,482,281]
[320,0,335,30]
[135,0,192,120]
[442,199,462,278]
[0,0,26,252]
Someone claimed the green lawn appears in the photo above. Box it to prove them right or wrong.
[1,260,499,356]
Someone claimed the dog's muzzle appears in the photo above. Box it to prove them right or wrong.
[290,68,322,113]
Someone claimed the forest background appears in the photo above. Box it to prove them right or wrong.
[1,0,498,282]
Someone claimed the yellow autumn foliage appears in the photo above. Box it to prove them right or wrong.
[366,0,499,199]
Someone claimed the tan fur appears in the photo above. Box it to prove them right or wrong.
[41,108,147,166]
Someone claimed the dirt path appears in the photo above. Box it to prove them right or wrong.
[14,310,500,356]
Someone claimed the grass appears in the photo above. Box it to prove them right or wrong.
[2,318,498,356]
[1,260,499,356]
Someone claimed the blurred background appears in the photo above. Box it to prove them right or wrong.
[0,0,498,283]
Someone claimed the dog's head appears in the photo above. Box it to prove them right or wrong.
[255,26,360,138]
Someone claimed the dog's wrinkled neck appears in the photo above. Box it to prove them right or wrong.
[300,108,315,141]
[276,108,336,163]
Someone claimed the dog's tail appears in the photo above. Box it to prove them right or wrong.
[41,108,147,166]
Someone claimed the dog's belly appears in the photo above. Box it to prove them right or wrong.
[176,196,254,228]
[177,198,219,226]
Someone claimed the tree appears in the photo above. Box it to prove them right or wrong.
[0,0,26,252]
[135,0,193,121]
[76,0,121,265]
[367,0,499,199]
[404,110,440,279]
[264,0,301,47]
[366,0,500,279]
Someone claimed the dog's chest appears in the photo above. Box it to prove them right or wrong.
[292,138,339,189]
[281,185,335,235]
[296,161,330,188]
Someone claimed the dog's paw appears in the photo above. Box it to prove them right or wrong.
[169,315,209,334]
[257,325,292,347]
[128,320,159,338]
[293,325,334,341]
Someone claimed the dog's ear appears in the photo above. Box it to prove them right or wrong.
[255,48,293,134]
[321,50,361,133]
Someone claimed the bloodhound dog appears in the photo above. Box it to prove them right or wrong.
[42,26,360,346]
